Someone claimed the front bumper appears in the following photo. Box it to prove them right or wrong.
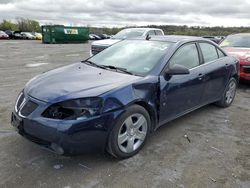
[11,95,124,155]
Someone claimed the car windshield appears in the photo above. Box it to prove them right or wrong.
[220,34,250,48]
[87,40,172,76]
[112,29,146,39]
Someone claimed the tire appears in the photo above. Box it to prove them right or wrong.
[216,77,237,108]
[107,104,151,159]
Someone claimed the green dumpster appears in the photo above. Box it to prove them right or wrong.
[41,25,89,44]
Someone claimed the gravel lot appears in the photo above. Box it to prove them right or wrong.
[0,40,249,188]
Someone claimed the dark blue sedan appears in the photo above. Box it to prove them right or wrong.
[11,36,239,158]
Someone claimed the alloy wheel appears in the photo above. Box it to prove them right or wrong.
[117,113,148,153]
[225,80,236,104]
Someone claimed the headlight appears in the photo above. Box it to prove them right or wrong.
[42,97,103,120]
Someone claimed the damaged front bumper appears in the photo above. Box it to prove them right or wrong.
[11,95,124,155]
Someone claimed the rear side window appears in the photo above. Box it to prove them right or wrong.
[147,30,156,36]
[155,30,163,35]
[169,43,200,69]
[217,49,226,58]
[199,43,218,63]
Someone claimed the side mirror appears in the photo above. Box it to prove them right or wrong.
[165,64,190,76]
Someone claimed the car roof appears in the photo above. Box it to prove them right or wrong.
[131,35,207,43]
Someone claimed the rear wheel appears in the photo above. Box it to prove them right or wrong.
[216,78,237,108]
[107,105,151,159]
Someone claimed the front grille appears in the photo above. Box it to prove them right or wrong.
[243,66,250,74]
[20,100,38,117]
[91,45,107,55]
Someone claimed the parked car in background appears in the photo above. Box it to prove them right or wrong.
[3,31,41,40]
[202,36,224,44]
[11,36,238,159]
[220,33,250,81]
[90,28,164,55]
[21,32,36,40]
[95,34,110,39]
[32,32,42,40]
[102,34,110,39]
[89,34,102,40]
[5,30,14,39]
[0,31,9,39]
[89,34,95,40]
[13,31,25,39]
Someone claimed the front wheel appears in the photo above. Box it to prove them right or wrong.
[216,78,237,108]
[107,105,151,159]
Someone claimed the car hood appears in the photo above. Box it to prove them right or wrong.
[223,47,250,65]
[91,39,121,47]
[25,63,140,103]
[223,47,250,57]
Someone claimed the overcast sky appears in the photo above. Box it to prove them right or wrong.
[0,0,250,27]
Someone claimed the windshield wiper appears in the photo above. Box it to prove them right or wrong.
[82,60,106,69]
[82,60,135,75]
[102,65,134,75]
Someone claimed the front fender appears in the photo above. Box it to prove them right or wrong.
[101,76,159,130]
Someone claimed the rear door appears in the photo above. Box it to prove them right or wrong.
[198,42,229,103]
[159,43,206,124]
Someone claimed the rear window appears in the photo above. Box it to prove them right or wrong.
[155,30,163,35]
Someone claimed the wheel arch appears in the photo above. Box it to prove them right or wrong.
[133,100,158,132]
[232,73,239,84]
[230,57,240,83]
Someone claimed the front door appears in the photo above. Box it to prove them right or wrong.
[159,43,206,125]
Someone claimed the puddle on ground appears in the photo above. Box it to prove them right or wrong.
[65,54,80,57]
[35,55,46,59]
[25,62,49,68]
[0,41,20,45]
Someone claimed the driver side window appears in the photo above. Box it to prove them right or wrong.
[169,43,200,69]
